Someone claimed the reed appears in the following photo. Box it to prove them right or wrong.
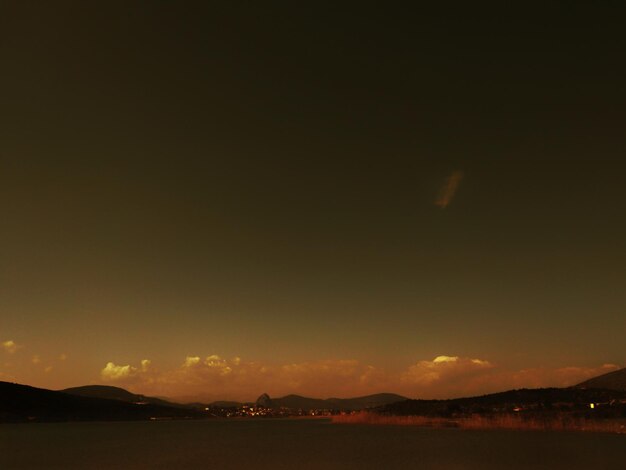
[332,412,626,433]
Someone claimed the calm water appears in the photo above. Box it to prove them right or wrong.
[1,419,625,469]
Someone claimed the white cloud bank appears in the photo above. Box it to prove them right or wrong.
[97,354,621,402]
[102,362,139,380]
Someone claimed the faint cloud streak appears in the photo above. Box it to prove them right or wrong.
[2,340,20,354]
[435,170,464,208]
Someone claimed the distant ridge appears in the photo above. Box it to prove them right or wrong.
[62,385,141,401]
[378,387,626,416]
[206,400,243,408]
[0,381,202,422]
[576,367,626,391]
[250,393,407,411]
[210,393,407,410]
[5,379,626,423]
[61,385,187,408]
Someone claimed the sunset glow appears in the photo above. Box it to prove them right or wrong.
[1,2,624,406]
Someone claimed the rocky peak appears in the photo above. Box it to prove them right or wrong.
[256,393,272,408]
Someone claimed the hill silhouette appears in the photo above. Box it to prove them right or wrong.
[377,387,626,417]
[62,385,187,408]
[6,375,626,423]
[250,393,407,411]
[576,367,626,391]
[214,393,407,411]
[0,381,202,422]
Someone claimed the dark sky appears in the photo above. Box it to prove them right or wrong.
[1,2,625,399]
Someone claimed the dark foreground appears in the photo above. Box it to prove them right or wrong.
[1,419,625,470]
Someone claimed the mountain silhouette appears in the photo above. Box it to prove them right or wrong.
[248,393,407,411]
[576,367,626,391]
[378,387,626,416]
[255,393,272,408]
[0,381,202,422]
[61,385,187,408]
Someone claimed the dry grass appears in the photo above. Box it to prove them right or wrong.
[332,412,626,434]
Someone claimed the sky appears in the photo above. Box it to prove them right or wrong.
[1,2,625,402]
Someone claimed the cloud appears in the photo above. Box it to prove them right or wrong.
[183,356,200,367]
[435,170,464,208]
[0,370,15,381]
[487,363,621,390]
[32,355,41,364]
[2,340,19,354]
[277,359,382,396]
[433,355,459,363]
[399,359,621,398]
[98,355,387,401]
[204,355,232,375]
[101,362,138,380]
[95,354,622,402]
[59,353,68,361]
[402,355,493,388]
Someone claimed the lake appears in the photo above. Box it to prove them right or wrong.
[1,418,625,469]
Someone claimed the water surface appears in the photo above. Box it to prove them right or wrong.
[1,419,624,469]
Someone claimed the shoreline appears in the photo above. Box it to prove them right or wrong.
[331,412,626,434]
